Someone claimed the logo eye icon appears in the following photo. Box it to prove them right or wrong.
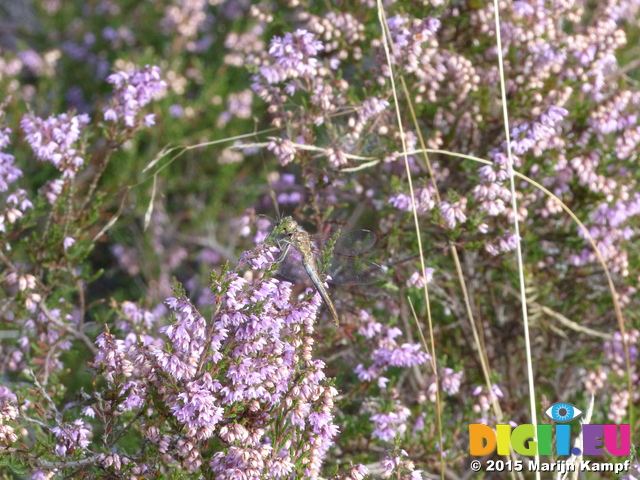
[544,402,583,422]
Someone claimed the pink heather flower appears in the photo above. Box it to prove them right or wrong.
[63,237,75,250]
[371,404,411,442]
[389,185,437,214]
[119,301,159,332]
[621,463,640,480]
[326,147,348,168]
[358,97,390,123]
[1,189,33,232]
[0,116,22,192]
[43,179,64,204]
[441,368,463,396]
[51,419,92,456]
[6,189,33,212]
[160,0,208,43]
[380,449,421,479]
[604,330,639,377]
[0,387,17,403]
[218,90,253,127]
[267,138,297,166]
[439,198,467,229]
[492,384,504,398]
[104,65,167,128]
[21,112,90,178]
[169,104,184,118]
[354,315,429,383]
[406,268,434,288]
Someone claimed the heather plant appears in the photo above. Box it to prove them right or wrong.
[0,0,639,479]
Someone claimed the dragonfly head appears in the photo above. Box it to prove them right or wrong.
[277,216,301,235]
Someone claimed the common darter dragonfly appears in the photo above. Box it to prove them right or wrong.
[257,216,383,324]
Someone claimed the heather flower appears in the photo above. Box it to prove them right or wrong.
[0,387,17,404]
[42,179,64,204]
[440,198,467,229]
[0,400,18,445]
[595,329,640,421]
[354,317,429,383]
[0,117,22,192]
[380,449,423,479]
[224,24,266,67]
[569,196,640,276]
[21,112,90,178]
[217,89,253,127]
[333,461,366,480]
[161,0,209,47]
[406,268,434,288]
[608,390,630,424]
[370,403,410,442]
[104,65,167,128]
[510,105,569,156]
[621,463,640,480]
[441,368,463,395]
[259,29,324,84]
[472,384,505,423]
[426,368,464,402]
[169,103,184,118]
[604,330,639,377]
[389,185,437,214]
[89,237,343,476]
[0,188,33,232]
[267,138,297,166]
[358,97,390,124]
[18,50,46,76]
[584,368,608,394]
[118,301,159,333]
[326,147,348,168]
[63,236,75,250]
[51,418,92,456]
[93,329,136,382]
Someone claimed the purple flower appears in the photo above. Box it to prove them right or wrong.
[371,405,410,442]
[441,368,464,396]
[1,188,33,233]
[358,97,390,123]
[0,114,22,192]
[169,104,184,118]
[51,419,92,456]
[406,268,434,288]
[63,236,75,250]
[258,29,324,85]
[389,185,437,214]
[21,112,90,178]
[104,65,167,128]
[354,313,429,385]
[267,138,297,166]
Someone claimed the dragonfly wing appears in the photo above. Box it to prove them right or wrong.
[326,229,382,285]
[332,230,377,256]
[274,248,311,284]
[327,257,384,285]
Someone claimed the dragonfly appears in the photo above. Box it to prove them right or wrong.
[258,216,383,324]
